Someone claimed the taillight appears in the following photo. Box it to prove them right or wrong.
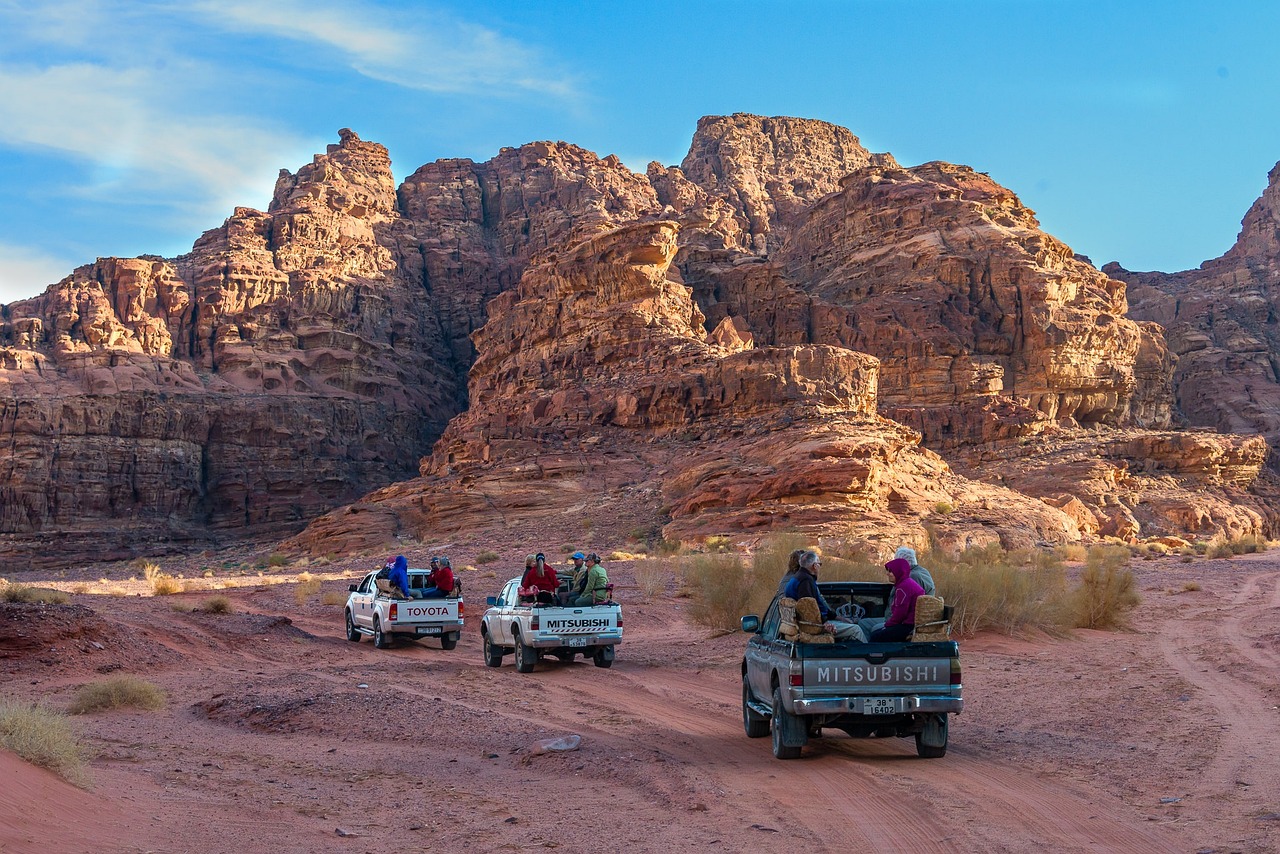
[531,615,540,631]
[458,601,464,618]
[616,613,622,629]
[950,659,962,685]
[389,603,397,621]
[789,673,804,687]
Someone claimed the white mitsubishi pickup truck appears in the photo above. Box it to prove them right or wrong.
[480,576,622,672]
[344,569,464,650]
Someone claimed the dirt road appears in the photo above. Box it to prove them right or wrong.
[2,554,1278,853]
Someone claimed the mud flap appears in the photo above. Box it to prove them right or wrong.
[595,645,615,665]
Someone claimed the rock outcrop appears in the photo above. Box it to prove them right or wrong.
[1110,161,1280,463]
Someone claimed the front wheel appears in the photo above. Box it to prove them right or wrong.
[915,714,949,758]
[483,632,503,667]
[771,686,805,760]
[373,617,391,649]
[345,611,361,642]
[441,633,459,651]
[514,633,536,673]
[743,675,769,738]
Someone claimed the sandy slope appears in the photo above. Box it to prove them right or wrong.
[1,553,1278,853]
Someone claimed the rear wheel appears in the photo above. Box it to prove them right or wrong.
[514,632,536,673]
[771,686,804,759]
[483,632,503,667]
[440,633,459,651]
[345,611,360,642]
[743,675,769,738]
[915,713,949,758]
[592,645,614,668]
[373,617,391,649]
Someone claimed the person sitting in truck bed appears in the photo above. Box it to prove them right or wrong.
[894,546,936,596]
[387,555,412,599]
[520,553,560,604]
[776,548,805,595]
[784,551,867,642]
[572,553,609,606]
[868,557,925,642]
[417,556,455,599]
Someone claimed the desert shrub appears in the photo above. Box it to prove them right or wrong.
[927,543,1069,637]
[1,583,70,605]
[679,553,776,633]
[703,535,733,554]
[1057,543,1089,562]
[934,501,955,515]
[633,561,669,598]
[143,563,182,595]
[1231,533,1267,555]
[267,553,288,567]
[475,550,500,565]
[201,596,233,614]
[320,590,346,606]
[68,676,165,715]
[1181,581,1202,592]
[0,701,86,786]
[609,551,644,562]
[71,583,89,595]
[560,543,576,554]
[1193,541,1210,556]
[293,573,321,605]
[1206,534,1235,559]
[1068,546,1139,629]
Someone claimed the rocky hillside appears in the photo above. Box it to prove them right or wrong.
[3,115,1277,566]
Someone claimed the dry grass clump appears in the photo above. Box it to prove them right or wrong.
[267,553,288,567]
[678,554,776,634]
[68,677,166,715]
[320,590,347,606]
[608,550,645,562]
[1,583,70,605]
[1056,543,1089,562]
[475,550,500,565]
[633,562,670,598]
[1180,581,1202,593]
[143,563,183,595]
[0,701,87,786]
[1067,546,1139,629]
[200,595,233,614]
[928,544,1069,636]
[293,572,321,605]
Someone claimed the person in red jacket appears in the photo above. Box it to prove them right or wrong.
[420,556,455,599]
[520,553,559,603]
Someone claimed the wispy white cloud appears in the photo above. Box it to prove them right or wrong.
[0,62,312,230]
[189,0,577,98]
[0,242,74,304]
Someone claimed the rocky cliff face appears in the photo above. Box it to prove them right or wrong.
[5,117,1277,567]
[1110,162,1280,460]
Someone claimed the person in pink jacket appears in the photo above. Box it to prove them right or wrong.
[869,557,925,642]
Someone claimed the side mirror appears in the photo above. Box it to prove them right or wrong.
[348,584,358,592]
[741,615,760,633]
[486,596,497,606]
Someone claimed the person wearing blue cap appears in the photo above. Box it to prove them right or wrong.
[568,551,587,601]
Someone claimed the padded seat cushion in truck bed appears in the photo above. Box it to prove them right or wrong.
[778,596,833,643]
[910,595,951,642]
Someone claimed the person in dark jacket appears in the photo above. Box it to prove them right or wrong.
[387,555,411,599]
[869,557,925,642]
[784,551,867,641]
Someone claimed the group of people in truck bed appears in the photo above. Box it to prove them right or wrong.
[519,551,608,606]
[780,546,935,643]
[381,554,456,599]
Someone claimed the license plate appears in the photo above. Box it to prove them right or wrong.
[567,637,588,647]
[865,698,897,715]
[416,627,442,635]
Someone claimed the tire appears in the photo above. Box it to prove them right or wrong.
[483,632,503,667]
[514,632,536,673]
[345,610,361,642]
[743,675,769,738]
[915,713,949,759]
[592,645,614,669]
[771,686,804,760]
[441,633,459,651]
[373,617,391,649]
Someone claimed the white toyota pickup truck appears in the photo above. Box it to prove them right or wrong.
[344,569,464,650]
[481,576,622,672]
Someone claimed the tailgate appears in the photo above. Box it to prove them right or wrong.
[538,607,618,634]
[803,658,952,694]
[391,600,460,624]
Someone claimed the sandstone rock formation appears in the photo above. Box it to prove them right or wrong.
[1109,161,1280,463]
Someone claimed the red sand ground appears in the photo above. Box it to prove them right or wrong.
[2,551,1278,853]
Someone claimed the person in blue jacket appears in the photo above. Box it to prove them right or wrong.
[387,555,411,599]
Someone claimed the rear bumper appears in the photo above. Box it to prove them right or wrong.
[793,695,963,715]
[388,621,463,635]
[528,632,622,649]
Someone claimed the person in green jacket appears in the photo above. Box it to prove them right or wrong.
[572,553,609,606]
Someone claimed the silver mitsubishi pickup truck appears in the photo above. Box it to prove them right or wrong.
[741,580,963,760]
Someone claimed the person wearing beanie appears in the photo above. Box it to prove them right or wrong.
[521,552,559,603]
[894,546,936,596]
[869,557,925,642]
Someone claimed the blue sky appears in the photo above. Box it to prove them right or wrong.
[1,0,1277,303]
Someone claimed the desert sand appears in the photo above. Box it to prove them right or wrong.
[2,551,1278,854]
